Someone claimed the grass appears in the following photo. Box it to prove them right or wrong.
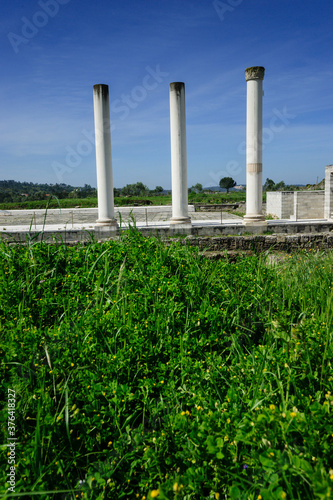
[0,229,332,499]
[0,196,172,211]
[0,192,247,211]
[0,197,99,211]
[189,192,246,204]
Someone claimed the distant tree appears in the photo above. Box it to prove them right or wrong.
[219,177,236,194]
[68,189,79,199]
[121,184,134,196]
[30,190,47,201]
[263,178,275,191]
[78,184,96,198]
[149,186,164,196]
[121,182,149,197]
[0,180,91,203]
[193,183,203,193]
[274,180,286,191]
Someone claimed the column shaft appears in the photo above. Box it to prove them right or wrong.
[244,67,266,224]
[169,82,191,225]
[93,84,117,227]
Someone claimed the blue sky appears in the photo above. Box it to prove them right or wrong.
[1,0,333,189]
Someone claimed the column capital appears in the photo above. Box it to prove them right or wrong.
[93,84,109,98]
[170,82,185,93]
[245,66,265,81]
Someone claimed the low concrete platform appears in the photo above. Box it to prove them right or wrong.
[0,206,333,243]
[0,205,241,227]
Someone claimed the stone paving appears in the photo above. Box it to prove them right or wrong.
[0,206,243,231]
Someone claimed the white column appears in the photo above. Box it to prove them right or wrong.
[93,84,117,227]
[169,82,191,225]
[244,67,266,225]
[324,165,333,220]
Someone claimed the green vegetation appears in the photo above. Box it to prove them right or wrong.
[0,197,99,211]
[0,179,248,210]
[114,195,172,207]
[263,179,300,192]
[0,180,168,205]
[0,196,171,211]
[0,181,97,204]
[263,178,325,193]
[189,183,203,193]
[188,191,246,204]
[0,192,247,211]
[0,229,332,499]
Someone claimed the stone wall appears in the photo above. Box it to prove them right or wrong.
[3,220,333,244]
[324,165,333,219]
[266,192,294,219]
[177,233,333,252]
[267,190,324,220]
[290,191,325,220]
[267,166,333,221]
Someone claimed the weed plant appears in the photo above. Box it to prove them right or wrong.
[0,230,332,499]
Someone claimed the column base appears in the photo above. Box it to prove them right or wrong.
[243,215,267,226]
[169,217,192,227]
[95,218,118,229]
